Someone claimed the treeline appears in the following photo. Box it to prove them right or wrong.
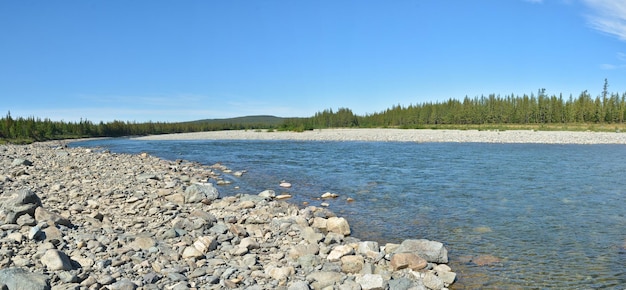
[281,86,626,130]
[0,112,277,144]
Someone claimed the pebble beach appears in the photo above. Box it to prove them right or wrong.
[134,128,626,144]
[0,140,455,290]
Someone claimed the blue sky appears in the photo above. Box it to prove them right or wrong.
[1,0,625,122]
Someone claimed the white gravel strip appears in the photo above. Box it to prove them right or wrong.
[132,128,626,144]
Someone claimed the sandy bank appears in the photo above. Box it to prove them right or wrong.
[133,128,626,144]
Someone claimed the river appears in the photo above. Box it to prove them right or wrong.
[70,139,626,289]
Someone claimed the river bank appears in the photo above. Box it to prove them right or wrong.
[0,141,456,289]
[133,128,626,144]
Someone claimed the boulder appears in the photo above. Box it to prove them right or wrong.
[258,190,276,199]
[356,274,386,290]
[327,245,354,262]
[265,266,294,281]
[341,255,364,273]
[327,217,351,235]
[41,249,73,271]
[393,239,448,263]
[306,271,343,289]
[193,236,218,253]
[184,183,219,203]
[35,207,72,227]
[11,158,33,166]
[0,267,50,290]
[423,271,444,290]
[0,189,42,224]
[390,252,427,271]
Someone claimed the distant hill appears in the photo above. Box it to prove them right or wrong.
[188,115,286,125]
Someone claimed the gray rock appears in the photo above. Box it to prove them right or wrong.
[0,189,42,224]
[422,272,444,290]
[11,158,33,166]
[184,183,219,203]
[41,249,73,271]
[51,284,80,290]
[393,239,448,263]
[338,280,362,290]
[29,226,45,240]
[35,207,72,227]
[0,267,50,290]
[356,274,386,290]
[108,278,138,290]
[288,281,311,290]
[388,278,425,290]
[16,213,36,226]
[306,271,343,289]
[258,189,276,199]
[137,173,159,181]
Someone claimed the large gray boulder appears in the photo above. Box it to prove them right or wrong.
[0,267,50,290]
[184,183,219,203]
[393,239,448,263]
[0,189,42,224]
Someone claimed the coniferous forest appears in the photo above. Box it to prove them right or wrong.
[2,81,626,143]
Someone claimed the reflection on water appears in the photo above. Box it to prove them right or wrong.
[71,139,626,288]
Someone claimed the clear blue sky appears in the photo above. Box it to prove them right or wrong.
[1,0,625,122]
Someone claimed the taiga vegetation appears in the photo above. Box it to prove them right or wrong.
[3,80,626,143]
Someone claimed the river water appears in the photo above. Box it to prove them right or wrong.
[70,139,626,289]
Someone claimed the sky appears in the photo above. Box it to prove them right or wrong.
[1,0,626,123]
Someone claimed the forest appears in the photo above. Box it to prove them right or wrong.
[2,81,626,143]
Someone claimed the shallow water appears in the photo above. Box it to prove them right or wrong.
[71,139,626,288]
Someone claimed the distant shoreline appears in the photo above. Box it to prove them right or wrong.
[132,128,626,144]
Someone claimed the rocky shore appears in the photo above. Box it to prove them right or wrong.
[0,141,456,290]
[134,128,626,144]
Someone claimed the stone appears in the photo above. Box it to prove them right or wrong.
[356,274,386,290]
[289,244,320,259]
[7,232,23,243]
[0,267,49,290]
[423,271,444,290]
[35,207,72,227]
[0,189,42,224]
[275,194,292,200]
[11,158,33,166]
[16,213,36,226]
[41,249,73,271]
[265,266,294,281]
[321,192,339,198]
[393,239,448,263]
[131,236,157,250]
[193,236,218,253]
[390,252,427,271]
[358,241,380,259]
[239,237,259,249]
[340,255,364,273]
[326,217,351,235]
[306,271,343,289]
[437,271,457,286]
[182,246,203,259]
[302,227,324,244]
[279,182,292,188]
[338,280,362,290]
[43,226,63,242]
[184,183,219,203]
[472,255,501,266]
[288,281,311,290]
[387,278,419,290]
[258,189,276,199]
[108,278,138,290]
[29,226,44,240]
[327,245,354,261]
